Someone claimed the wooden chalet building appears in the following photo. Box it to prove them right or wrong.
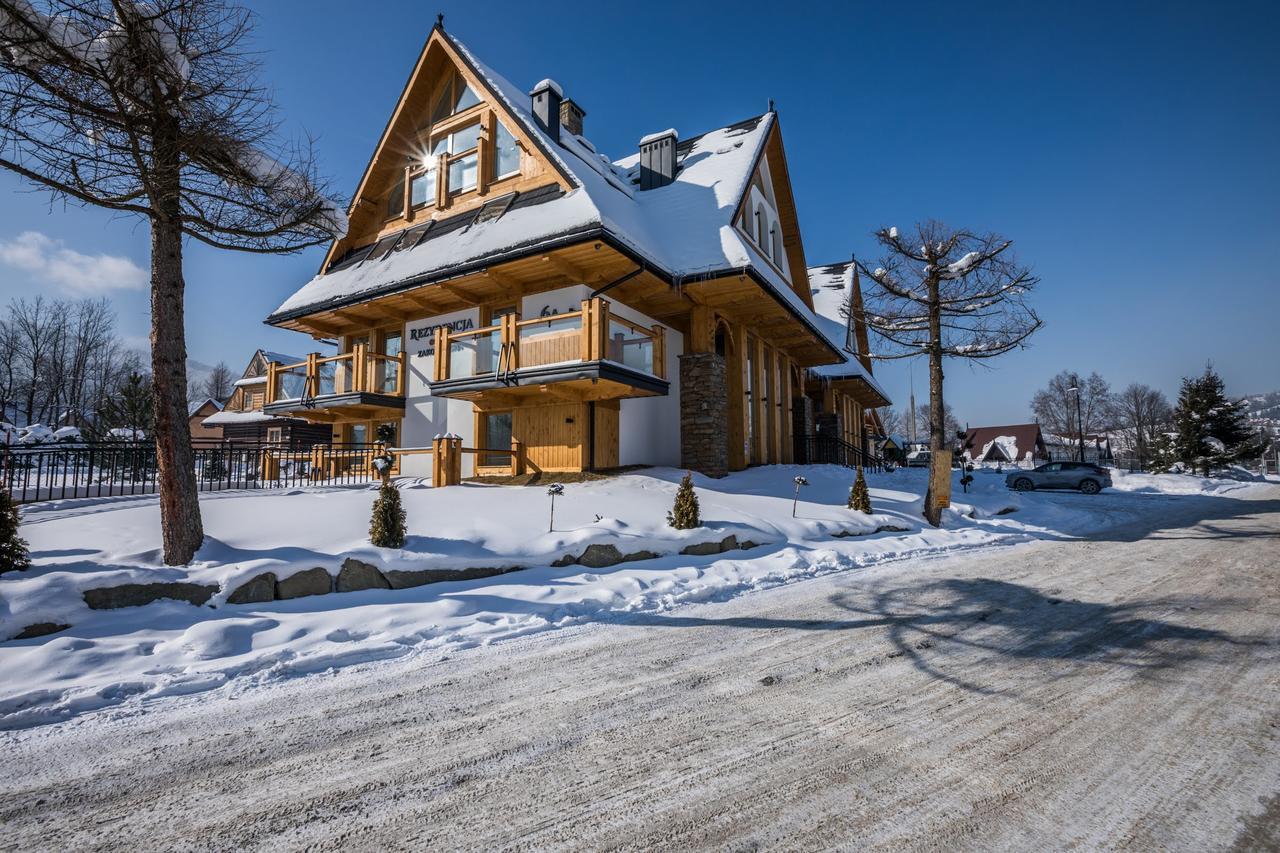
[263,23,890,478]
[187,398,224,443]
[203,349,333,446]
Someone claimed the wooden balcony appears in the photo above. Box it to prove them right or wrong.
[429,297,668,404]
[263,345,406,422]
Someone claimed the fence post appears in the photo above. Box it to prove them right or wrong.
[448,436,463,485]
[510,438,525,476]
[431,436,444,488]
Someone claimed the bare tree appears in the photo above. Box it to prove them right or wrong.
[855,221,1042,525]
[201,360,232,401]
[0,0,344,563]
[1109,383,1170,471]
[910,401,960,444]
[1030,370,1113,460]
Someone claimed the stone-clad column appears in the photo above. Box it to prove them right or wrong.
[679,353,728,478]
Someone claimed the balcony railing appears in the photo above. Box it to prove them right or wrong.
[432,297,666,385]
[265,344,406,404]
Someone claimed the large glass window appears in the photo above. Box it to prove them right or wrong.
[494,121,520,178]
[448,154,478,193]
[380,332,402,394]
[410,167,435,207]
[386,175,404,219]
[430,72,481,126]
[481,412,512,467]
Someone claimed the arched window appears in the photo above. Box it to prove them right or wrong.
[771,222,783,265]
[755,205,767,257]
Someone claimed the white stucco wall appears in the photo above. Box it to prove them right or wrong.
[402,309,478,478]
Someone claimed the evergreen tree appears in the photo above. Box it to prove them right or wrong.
[667,472,701,529]
[1148,433,1180,474]
[369,482,407,548]
[1172,366,1260,475]
[848,467,872,513]
[0,491,30,574]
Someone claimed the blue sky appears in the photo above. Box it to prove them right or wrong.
[1,0,1276,425]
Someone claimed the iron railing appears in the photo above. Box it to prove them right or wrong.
[794,434,884,472]
[1,440,389,504]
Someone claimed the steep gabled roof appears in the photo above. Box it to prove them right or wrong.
[267,28,817,337]
[804,261,890,405]
[962,424,1049,462]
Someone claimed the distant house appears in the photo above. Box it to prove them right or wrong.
[202,349,332,446]
[188,398,224,442]
[962,424,1049,467]
[1044,432,1114,465]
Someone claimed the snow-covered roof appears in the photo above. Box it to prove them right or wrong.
[267,32,817,344]
[188,398,223,417]
[261,351,302,366]
[802,261,890,403]
[233,376,268,387]
[203,410,302,426]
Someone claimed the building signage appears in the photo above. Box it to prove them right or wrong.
[408,317,474,358]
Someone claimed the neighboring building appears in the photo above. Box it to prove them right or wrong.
[188,398,224,443]
[962,424,1050,467]
[1044,432,1114,465]
[261,24,889,478]
[203,349,332,446]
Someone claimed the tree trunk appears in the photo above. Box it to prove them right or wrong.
[149,156,203,564]
[923,273,946,527]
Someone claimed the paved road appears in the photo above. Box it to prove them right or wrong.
[3,488,1279,851]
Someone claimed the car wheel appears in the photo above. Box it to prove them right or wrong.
[1013,477,1034,492]
[1079,479,1101,495]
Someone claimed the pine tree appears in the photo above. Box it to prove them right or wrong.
[848,467,872,513]
[667,472,701,529]
[369,482,407,548]
[1172,366,1260,475]
[0,491,31,574]
[1148,433,1180,474]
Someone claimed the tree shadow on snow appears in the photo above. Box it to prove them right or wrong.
[624,577,1267,696]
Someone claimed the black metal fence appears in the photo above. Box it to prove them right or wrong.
[1,441,387,504]
[794,434,884,472]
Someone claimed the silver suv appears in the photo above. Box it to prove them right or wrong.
[1006,462,1112,494]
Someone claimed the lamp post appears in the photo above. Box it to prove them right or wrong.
[1067,381,1085,463]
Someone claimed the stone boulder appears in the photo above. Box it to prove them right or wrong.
[14,622,70,640]
[621,550,659,563]
[576,543,624,569]
[226,572,277,604]
[83,582,217,610]
[274,567,332,600]
[337,558,391,593]
[384,566,509,590]
[680,540,722,556]
[718,535,739,553]
[550,554,577,568]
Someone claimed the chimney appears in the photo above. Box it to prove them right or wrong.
[530,79,563,142]
[638,128,678,190]
[559,98,586,137]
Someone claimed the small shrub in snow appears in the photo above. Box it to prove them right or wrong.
[0,491,30,574]
[792,475,809,518]
[369,482,406,548]
[848,468,872,514]
[546,483,564,532]
[667,472,700,529]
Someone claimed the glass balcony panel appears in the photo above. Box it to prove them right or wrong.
[606,318,655,375]
[448,329,501,379]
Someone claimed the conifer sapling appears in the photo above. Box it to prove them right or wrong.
[0,491,31,574]
[848,467,872,514]
[369,483,406,549]
[667,472,701,529]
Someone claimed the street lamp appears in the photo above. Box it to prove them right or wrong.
[1067,382,1085,463]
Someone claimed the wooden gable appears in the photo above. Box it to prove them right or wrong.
[322,26,575,272]
[733,119,814,310]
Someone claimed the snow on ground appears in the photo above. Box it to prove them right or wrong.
[0,465,1269,730]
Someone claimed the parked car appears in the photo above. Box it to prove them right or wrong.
[1006,462,1112,494]
[905,449,931,467]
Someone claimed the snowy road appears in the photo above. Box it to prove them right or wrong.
[3,486,1279,851]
